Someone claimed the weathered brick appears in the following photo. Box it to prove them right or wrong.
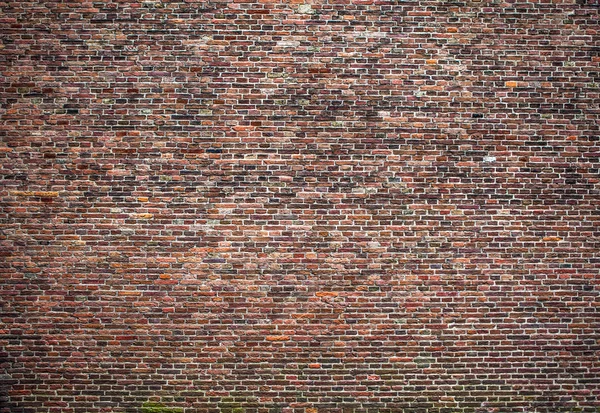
[9,191,59,197]
[1,1,599,413]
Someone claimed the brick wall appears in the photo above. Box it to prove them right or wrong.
[1,1,599,412]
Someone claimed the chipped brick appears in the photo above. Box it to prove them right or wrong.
[1,2,599,412]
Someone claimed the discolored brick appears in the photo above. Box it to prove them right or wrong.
[1,1,599,413]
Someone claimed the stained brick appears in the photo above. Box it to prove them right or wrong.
[1,1,599,413]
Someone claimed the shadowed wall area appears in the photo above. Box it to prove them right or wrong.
[1,1,599,412]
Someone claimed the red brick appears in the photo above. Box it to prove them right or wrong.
[1,1,599,413]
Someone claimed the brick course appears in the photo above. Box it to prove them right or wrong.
[1,1,599,412]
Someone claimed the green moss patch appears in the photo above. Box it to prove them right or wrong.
[141,401,184,413]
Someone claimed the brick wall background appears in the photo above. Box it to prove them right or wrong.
[1,1,599,412]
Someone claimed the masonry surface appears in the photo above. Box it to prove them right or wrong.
[1,1,599,412]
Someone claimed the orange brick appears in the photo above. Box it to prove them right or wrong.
[265,336,290,341]
[315,291,338,297]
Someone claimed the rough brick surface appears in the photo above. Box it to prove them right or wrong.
[1,1,599,412]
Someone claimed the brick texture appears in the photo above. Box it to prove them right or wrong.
[1,1,599,412]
